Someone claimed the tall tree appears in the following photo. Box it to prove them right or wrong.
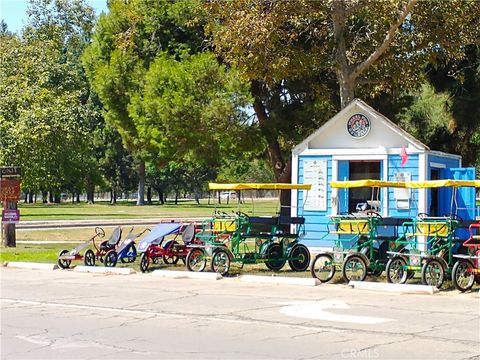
[129,51,254,167]
[0,0,97,200]
[84,0,257,203]
[206,0,480,192]
[95,121,136,204]
[83,0,206,205]
[427,45,480,168]
[396,83,454,151]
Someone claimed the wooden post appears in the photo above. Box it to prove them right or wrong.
[1,167,22,247]
[2,200,17,247]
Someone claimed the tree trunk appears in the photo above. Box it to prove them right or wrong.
[136,160,145,206]
[28,190,34,204]
[147,186,152,204]
[338,73,356,108]
[48,191,54,204]
[331,0,354,109]
[157,189,164,205]
[76,193,80,203]
[251,80,290,180]
[250,80,294,209]
[86,175,95,204]
[110,188,117,204]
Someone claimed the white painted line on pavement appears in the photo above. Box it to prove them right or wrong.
[1,298,342,333]
[279,300,393,324]
[240,275,319,286]
[152,270,222,280]
[5,262,58,271]
[348,281,439,294]
[73,266,134,275]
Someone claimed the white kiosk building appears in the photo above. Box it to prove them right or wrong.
[292,99,477,248]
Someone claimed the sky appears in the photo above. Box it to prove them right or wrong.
[1,0,109,34]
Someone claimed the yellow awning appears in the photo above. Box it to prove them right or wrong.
[330,179,480,189]
[330,180,407,188]
[208,183,312,190]
[406,180,480,188]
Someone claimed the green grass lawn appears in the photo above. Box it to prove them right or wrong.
[1,243,68,263]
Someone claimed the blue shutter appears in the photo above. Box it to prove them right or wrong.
[440,168,475,220]
[338,161,349,214]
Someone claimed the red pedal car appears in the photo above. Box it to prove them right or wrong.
[138,222,199,272]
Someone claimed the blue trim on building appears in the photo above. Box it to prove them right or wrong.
[297,155,333,247]
[387,154,419,218]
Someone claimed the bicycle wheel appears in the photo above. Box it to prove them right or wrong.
[386,256,408,284]
[452,259,475,292]
[310,253,335,283]
[186,248,206,272]
[421,258,445,288]
[342,255,367,282]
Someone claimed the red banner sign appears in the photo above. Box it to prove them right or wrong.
[0,179,21,201]
[2,209,20,223]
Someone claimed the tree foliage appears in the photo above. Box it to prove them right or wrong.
[83,0,257,204]
[0,0,97,198]
[207,0,480,107]
[205,0,480,190]
[129,51,254,166]
[83,0,207,152]
[405,45,480,168]
[396,83,453,149]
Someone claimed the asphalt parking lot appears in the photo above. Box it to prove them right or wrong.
[1,266,479,360]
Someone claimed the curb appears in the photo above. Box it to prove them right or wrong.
[73,266,134,275]
[4,261,59,270]
[152,270,222,280]
[348,281,439,294]
[240,275,319,287]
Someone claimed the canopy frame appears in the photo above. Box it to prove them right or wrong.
[209,183,312,190]
[208,183,311,217]
[330,179,480,218]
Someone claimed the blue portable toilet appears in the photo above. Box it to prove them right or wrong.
[291,99,477,250]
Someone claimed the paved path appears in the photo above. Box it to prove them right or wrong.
[1,267,479,359]
[17,218,204,230]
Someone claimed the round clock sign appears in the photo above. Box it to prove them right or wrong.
[346,113,370,138]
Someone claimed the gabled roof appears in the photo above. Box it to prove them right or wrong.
[293,98,429,154]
